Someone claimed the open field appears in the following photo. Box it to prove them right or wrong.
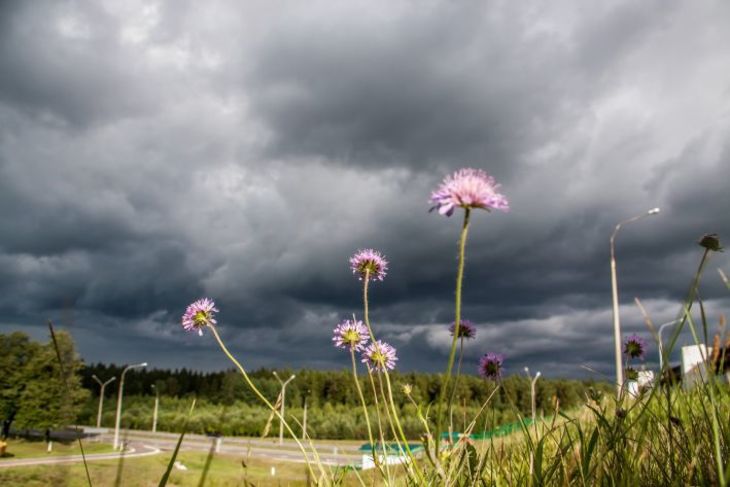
[0,447,383,486]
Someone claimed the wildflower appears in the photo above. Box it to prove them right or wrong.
[429,168,509,217]
[361,340,398,372]
[350,249,388,281]
[332,319,369,352]
[698,233,723,252]
[182,298,219,336]
[449,320,476,339]
[401,383,413,396]
[587,387,603,402]
[623,334,647,360]
[478,352,504,379]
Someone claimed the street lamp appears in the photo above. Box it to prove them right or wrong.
[610,207,660,398]
[91,375,116,428]
[302,389,311,440]
[151,384,159,433]
[113,362,147,450]
[657,319,681,371]
[273,371,295,445]
[524,367,541,426]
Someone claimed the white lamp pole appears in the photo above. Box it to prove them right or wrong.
[524,367,541,425]
[113,362,147,450]
[91,375,116,429]
[610,208,660,398]
[657,319,681,371]
[273,372,295,445]
[151,384,159,433]
[302,389,311,440]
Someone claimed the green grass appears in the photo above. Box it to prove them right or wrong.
[0,449,383,486]
[0,439,114,459]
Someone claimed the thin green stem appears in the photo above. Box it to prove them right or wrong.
[448,337,465,435]
[377,373,402,448]
[683,307,726,486]
[207,324,323,484]
[437,208,471,453]
[363,269,377,342]
[47,321,92,487]
[351,349,381,472]
[367,370,391,483]
[384,371,426,484]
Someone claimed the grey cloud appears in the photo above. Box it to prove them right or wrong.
[0,0,729,376]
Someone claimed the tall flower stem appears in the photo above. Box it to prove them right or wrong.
[448,336,465,434]
[367,371,391,483]
[384,371,426,484]
[362,269,377,342]
[350,349,380,472]
[377,374,402,450]
[207,324,323,483]
[437,207,471,453]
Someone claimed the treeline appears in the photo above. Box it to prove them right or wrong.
[2,330,613,441]
[81,363,611,418]
[0,331,87,438]
[76,365,613,439]
[77,395,554,440]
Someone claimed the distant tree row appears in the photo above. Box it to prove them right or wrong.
[81,362,611,416]
[1,330,612,440]
[0,331,88,437]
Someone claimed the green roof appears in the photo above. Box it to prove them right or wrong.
[358,443,424,453]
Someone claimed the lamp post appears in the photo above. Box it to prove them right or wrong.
[91,375,116,428]
[657,319,681,371]
[302,389,310,440]
[524,367,541,425]
[610,207,660,398]
[113,362,147,450]
[273,371,295,445]
[151,384,159,433]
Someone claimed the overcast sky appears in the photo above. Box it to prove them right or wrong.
[1,0,729,379]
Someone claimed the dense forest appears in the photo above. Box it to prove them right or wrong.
[78,363,612,439]
[2,331,613,440]
[81,362,609,411]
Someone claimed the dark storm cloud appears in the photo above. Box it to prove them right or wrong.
[1,0,729,378]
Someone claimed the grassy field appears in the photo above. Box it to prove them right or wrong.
[0,441,389,486]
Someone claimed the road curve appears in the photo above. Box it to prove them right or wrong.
[0,443,161,469]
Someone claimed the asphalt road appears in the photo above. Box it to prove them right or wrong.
[0,443,161,468]
[91,429,363,466]
[0,428,366,469]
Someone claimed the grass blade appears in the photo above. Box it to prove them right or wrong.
[158,398,197,487]
[48,320,92,487]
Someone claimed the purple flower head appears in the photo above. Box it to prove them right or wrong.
[624,334,647,360]
[430,168,509,217]
[350,249,388,282]
[449,320,476,339]
[182,298,219,336]
[361,340,398,372]
[332,319,370,352]
[479,352,504,379]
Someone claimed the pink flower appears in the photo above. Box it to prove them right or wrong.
[430,168,509,217]
[478,352,504,379]
[182,298,219,336]
[350,249,388,282]
[449,320,477,339]
[361,340,398,372]
[333,319,370,352]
